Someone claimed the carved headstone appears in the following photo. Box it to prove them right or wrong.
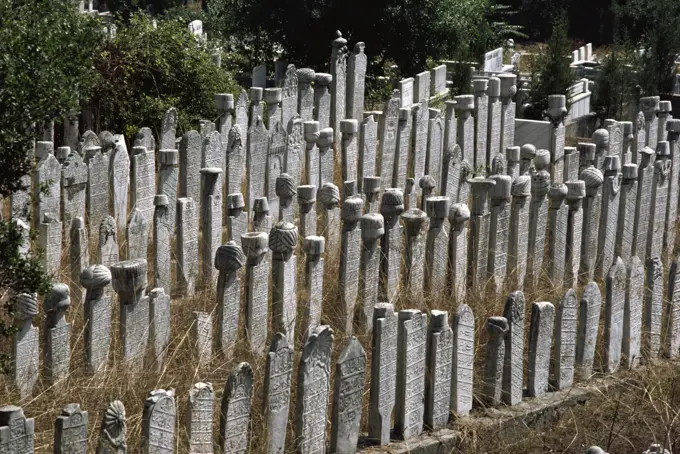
[401,209,428,293]
[644,256,663,359]
[449,203,470,302]
[242,232,269,355]
[149,287,170,369]
[575,282,602,379]
[130,145,155,226]
[246,116,269,212]
[527,151,551,289]
[215,242,245,356]
[633,147,655,262]
[565,181,585,288]
[177,197,199,296]
[188,383,214,454]
[157,149,178,234]
[160,107,177,150]
[499,74,517,152]
[270,222,298,345]
[359,213,385,330]
[624,256,644,368]
[667,256,680,359]
[180,130,203,204]
[192,311,212,367]
[425,197,450,294]
[297,69,315,122]
[142,389,176,454]
[226,125,244,196]
[263,334,293,454]
[97,401,126,454]
[111,259,149,369]
[604,257,626,373]
[368,303,397,445]
[380,189,404,302]
[280,64,298,133]
[552,288,578,389]
[596,156,621,279]
[394,108,411,190]
[395,310,427,440]
[347,42,367,122]
[153,195,171,293]
[468,177,496,293]
[330,337,366,454]
[0,406,35,452]
[487,174,512,293]
[110,142,130,232]
[220,363,253,453]
[647,142,671,260]
[527,302,555,397]
[545,183,568,288]
[579,164,603,282]
[69,217,89,305]
[411,100,429,196]
[200,168,223,284]
[55,403,87,454]
[508,175,531,289]
[34,150,61,230]
[43,284,71,381]
[483,316,508,404]
[424,311,453,430]
[126,208,148,261]
[502,291,525,405]
[226,193,248,242]
[39,213,62,275]
[318,182,341,257]
[378,90,401,190]
[61,151,88,240]
[12,293,39,398]
[81,265,112,373]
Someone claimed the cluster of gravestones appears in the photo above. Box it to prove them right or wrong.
[4,26,680,452]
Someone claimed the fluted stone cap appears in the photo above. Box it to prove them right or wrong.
[361,213,385,241]
[264,88,282,104]
[487,316,509,335]
[317,127,334,148]
[215,241,245,272]
[580,166,604,190]
[622,163,638,180]
[45,283,70,312]
[566,180,586,201]
[200,167,223,176]
[226,193,245,210]
[498,73,517,98]
[110,259,148,300]
[657,140,671,156]
[275,174,297,198]
[297,185,317,203]
[578,142,596,161]
[249,87,263,103]
[531,170,551,196]
[253,197,270,214]
[667,119,680,133]
[453,95,474,111]
[304,121,321,143]
[296,68,316,84]
[547,95,567,119]
[426,196,450,219]
[511,174,531,197]
[154,195,169,206]
[449,203,470,226]
[401,208,428,234]
[215,93,234,111]
[659,100,672,113]
[241,232,269,260]
[592,129,609,145]
[314,73,332,86]
[506,146,520,162]
[534,149,550,170]
[343,180,357,198]
[57,146,70,161]
[490,175,512,199]
[473,78,488,93]
[318,183,340,207]
[341,197,364,223]
[269,222,298,254]
[340,119,358,134]
[13,293,38,321]
[520,143,536,161]
[419,175,436,190]
[159,149,179,165]
[80,264,112,289]
[487,77,501,98]
[381,188,405,216]
[304,235,325,256]
[363,176,381,195]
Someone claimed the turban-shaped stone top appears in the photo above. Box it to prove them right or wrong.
[520,143,537,161]
[592,129,609,145]
[13,293,38,321]
[275,174,297,198]
[511,174,531,197]
[318,183,340,206]
[419,175,436,190]
[297,185,317,204]
[566,180,586,201]
[548,183,568,201]
[296,68,316,84]
[314,73,332,86]
[80,264,112,289]
[341,197,364,223]
[580,166,604,189]
[361,213,385,241]
[449,203,470,225]
[269,222,298,254]
[381,188,405,216]
[110,259,148,297]
[45,283,70,312]
[533,149,551,170]
[215,241,245,272]
[241,232,269,260]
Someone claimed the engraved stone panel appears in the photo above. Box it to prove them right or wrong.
[424,311,453,430]
[330,337,366,454]
[130,145,155,225]
[378,91,401,190]
[220,363,253,454]
[177,197,199,296]
[188,382,214,454]
[502,291,524,405]
[575,282,602,378]
[149,288,170,368]
[55,403,87,454]
[395,310,427,440]
[667,256,680,359]
[263,333,293,454]
[347,42,367,122]
[624,256,644,368]
[126,208,148,261]
[242,232,270,355]
[358,116,377,193]
[61,151,88,239]
[142,389,176,454]
[527,302,555,397]
[452,304,474,415]
[268,123,287,219]
[0,406,35,453]
[247,117,269,212]
[644,256,663,359]
[97,400,126,454]
[411,100,429,195]
[552,288,578,389]
[483,316,507,404]
[368,303,397,445]
[35,152,61,230]
[605,257,626,373]
[110,142,130,232]
[39,213,62,275]
[81,265,112,373]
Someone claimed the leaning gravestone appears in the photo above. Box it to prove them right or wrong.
[575,281,602,379]
[12,293,39,398]
[133,126,155,152]
[43,284,71,381]
[110,141,130,232]
[552,288,578,390]
[188,383,214,454]
[192,311,212,368]
[368,303,397,445]
[605,257,626,373]
[395,309,427,440]
[55,403,87,453]
[502,291,524,405]
[130,145,156,225]
[215,242,245,356]
[242,232,270,355]
[425,310,453,430]
[85,146,109,234]
[157,149,178,233]
[200,168,223,284]
[81,265,112,373]
[0,406,35,452]
[177,197,199,296]
[263,333,293,454]
[330,337,366,454]
[142,389,176,454]
[153,195,172,293]
[149,288,171,369]
[624,256,644,368]
[60,150,88,240]
[527,302,555,397]
[97,400,126,454]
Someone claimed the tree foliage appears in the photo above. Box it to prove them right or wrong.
[592,40,639,122]
[90,14,239,140]
[105,0,184,17]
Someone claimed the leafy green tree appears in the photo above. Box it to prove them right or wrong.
[525,12,575,120]
[0,0,100,370]
[91,14,239,139]
[592,40,639,122]
[106,0,184,17]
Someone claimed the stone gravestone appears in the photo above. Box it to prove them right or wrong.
[149,288,171,369]
[483,316,508,405]
[640,96,660,151]
[85,146,109,234]
[226,125,245,196]
[69,217,89,305]
[252,197,272,233]
[242,232,270,355]
[304,121,321,187]
[97,400,126,454]
[449,203,470,302]
[339,197,364,333]
[295,325,334,454]
[359,213,385,330]
[395,309,427,440]
[252,64,266,88]
[314,73,332,129]
[441,144,464,202]
[604,257,626,373]
[552,288,578,390]
[298,185,317,240]
[318,182,341,257]
[157,149,178,234]
[359,116,377,194]
[279,64,298,132]
[177,197,199,296]
[575,281,602,379]
[615,164,638,261]
[39,213,62,275]
[624,256,644,368]
[665,121,680,256]
[644,256,664,359]
[130,145,155,226]
[133,127,155,152]
[226,193,248,243]
[317,127,335,188]
[473,79,489,174]
[285,118,305,193]
[368,303,397,445]
[110,141,130,232]
[527,302,555,397]
[179,130,202,206]
[547,96,567,183]
[200,168,223,285]
[502,291,525,405]
[220,363,253,454]
[378,90,401,191]
[545,183,568,288]
[246,116,269,213]
[153,195,172,293]
[330,337,366,454]
[330,31,348,145]
[270,222,298,345]
[401,208,428,293]
[192,311,212,368]
[276,174,297,223]
[0,406,35,452]
[267,123,288,221]
[81,265,112,373]
[633,147,655,262]
[580,164,604,282]
[565,181,586,288]
[425,311,453,430]
[302,236,325,331]
[444,101,458,159]
[526,151,551,289]
[411,100,429,197]
[297,69,316,122]
[34,146,61,228]
[486,77,502,159]
[394,107,412,190]
[160,107,177,150]
[647,142,671,260]
[188,383,214,454]
[487,172,512,293]
[111,259,150,369]
[427,111,445,193]
[425,197,450,295]
[61,150,88,240]
[347,42,367,123]
[341,119,359,184]
[126,208,148,261]
[55,403,87,454]
[666,256,680,359]
[12,293,39,398]
[451,304,475,416]
[142,389,176,454]
[263,333,293,454]
[468,177,496,293]
[43,284,71,381]
[499,74,517,156]
[380,189,404,302]
[508,175,531,289]
[596,156,621,280]
[215,242,245,357]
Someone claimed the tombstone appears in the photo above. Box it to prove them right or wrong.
[0,406,35,452]
[252,64,266,88]
[297,69,316,122]
[317,127,335,188]
[242,232,269,355]
[664,120,680,255]
[378,90,401,190]
[192,311,212,367]
[69,217,89,305]
[109,142,130,232]
[483,316,508,405]
[486,77,502,159]
[346,41,367,123]
[441,144,465,202]
[329,31,348,145]
[252,197,271,233]
[606,120,623,162]
[199,168,223,285]
[473,79,489,173]
[394,108,412,189]
[424,197,450,295]
[81,265,112,373]
[507,175,531,289]
[226,193,248,242]
[411,100,429,196]
[545,183,568,287]
[641,96,660,151]
[268,222,298,346]
[295,325,334,453]
[286,117,304,193]
[13,219,29,259]
[647,142,671,260]
[356,213,384,331]
[525,149,550,285]
[39,213,62,275]
[604,257,626,373]
[245,116,269,213]
[596,156,621,280]
[97,400,127,454]
[644,256,664,360]
[546,95,568,182]
[232,90,249,154]
[368,303,397,445]
[156,149,178,234]
[563,146,579,182]
[527,302,555,397]
[394,309,427,440]
[313,73,332,129]
[301,236,324,331]
[379,189,404,303]
[179,131,203,208]
[444,203,469,303]
[152,195,171,293]
[43,284,71,381]
[298,185,317,238]
[615,164,638,261]
[401,208,428,293]
[177,197,199,296]
[262,334,293,454]
[279,64,299,132]
[55,403,87,453]
[666,256,680,359]
[12,293,39,398]
[126,208,148,261]
[188,383,214,454]
[397,78,413,107]
[339,197,364,333]
[149,287,170,369]
[304,121,321,187]
[359,116,377,193]
[318,182,341,256]
[551,288,578,390]
[10,166,31,222]
[427,109,445,186]
[633,112,647,164]
[498,74,517,152]
[404,178,417,211]
[424,311,453,430]
[84,146,110,234]
[487,173,512,293]
[111,259,149,369]
[264,87,283,132]
[561,181,585,288]
[275,174,297,223]
[339,119,359,185]
[214,242,245,357]
[495,292,523,406]
[224,124,245,198]
[592,129,609,170]
[657,101,672,143]
[468,177,496,293]
[133,127,155,153]
[363,176,381,214]
[34,149,61,230]
[142,389,176,453]
[633,147,655,262]
[579,164,604,282]
[620,255,644,370]
[61,150,88,240]
[330,337,366,454]
[160,107,178,150]
[414,70,430,102]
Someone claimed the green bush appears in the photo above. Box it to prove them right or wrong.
[90,14,240,140]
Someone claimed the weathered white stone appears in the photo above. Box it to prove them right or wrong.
[69,217,89,305]
[359,213,385,331]
[55,403,87,453]
[133,127,155,152]
[330,32,348,144]
[640,96,660,151]
[425,196,450,295]
[285,117,304,196]
[0,405,35,452]
[552,288,578,390]
[483,316,508,405]
[647,142,671,260]
[242,232,269,355]
[395,309,427,440]
[508,175,531,289]
[160,107,178,150]
[564,181,585,288]
[226,193,248,243]
[596,157,621,280]
[399,78,414,107]
[502,291,524,405]
[623,256,644,369]
[667,256,680,359]
[330,337,366,454]
[34,151,61,231]
[468,177,496,293]
[84,146,109,234]
[615,164,638,261]
[109,141,130,232]
[414,70,430,102]
[473,79,489,173]
[545,183,568,288]
[61,151,87,241]
[347,42,367,123]
[269,222,298,345]
[180,130,203,204]
[263,334,293,454]
[188,382,214,454]
[97,400,126,454]
[401,209,428,293]
[252,197,272,233]
[317,127,335,188]
[225,124,245,197]
[486,77,502,159]
[576,281,602,378]
[379,189,404,302]
[449,203,470,302]
[81,265,112,373]
[295,69,315,123]
[12,293,39,398]
[378,90,401,190]
[358,116,377,194]
[318,182,341,257]
[411,100,429,197]
[214,242,244,357]
[276,64,298,132]
[97,215,119,267]
[499,74,517,153]
[527,302,555,397]
[633,147,655,262]
[43,284,71,381]
[200,168,223,285]
[339,197,364,333]
[126,208,148,261]
[149,287,170,369]
[246,116,269,213]
[142,389,176,454]
[192,311,212,368]
[487,174,512,293]
[369,303,397,445]
[664,120,680,256]
[579,164,603,282]
[177,197,199,296]
[39,213,62,275]
[644,256,664,359]
[153,195,172,293]
[267,123,287,220]
[111,259,149,369]
[427,110,444,187]
[604,257,626,373]
[451,304,474,416]
[425,310,453,430]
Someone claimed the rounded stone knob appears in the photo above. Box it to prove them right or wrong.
[304,121,321,143]
[401,208,428,234]
[340,119,358,134]
[520,143,537,161]
[419,175,436,190]
[511,174,531,197]
[45,283,70,313]
[317,128,334,148]
[580,166,604,189]
[449,203,470,225]
[304,235,325,256]
[215,241,245,272]
[297,185,317,204]
[13,293,38,321]
[318,183,340,207]
[314,73,332,86]
[263,88,282,104]
[453,95,474,111]
[488,77,500,97]
[226,193,245,210]
[269,222,298,254]
[296,68,316,84]
[341,197,364,223]
[80,264,112,289]
[490,175,512,199]
[592,129,609,145]
[426,196,450,219]
[498,73,517,98]
[548,183,568,201]
[249,87,263,103]
[534,149,551,170]
[380,188,405,216]
[253,197,270,213]
[110,259,148,298]
[531,170,551,195]
[361,213,385,241]
[241,232,269,260]
[622,163,638,180]
[566,180,586,201]
[363,176,381,195]
[154,195,169,206]
[275,174,297,198]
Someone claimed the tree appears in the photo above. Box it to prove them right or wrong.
[0,0,100,370]
[105,0,184,18]
[592,40,639,123]
[525,12,575,120]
